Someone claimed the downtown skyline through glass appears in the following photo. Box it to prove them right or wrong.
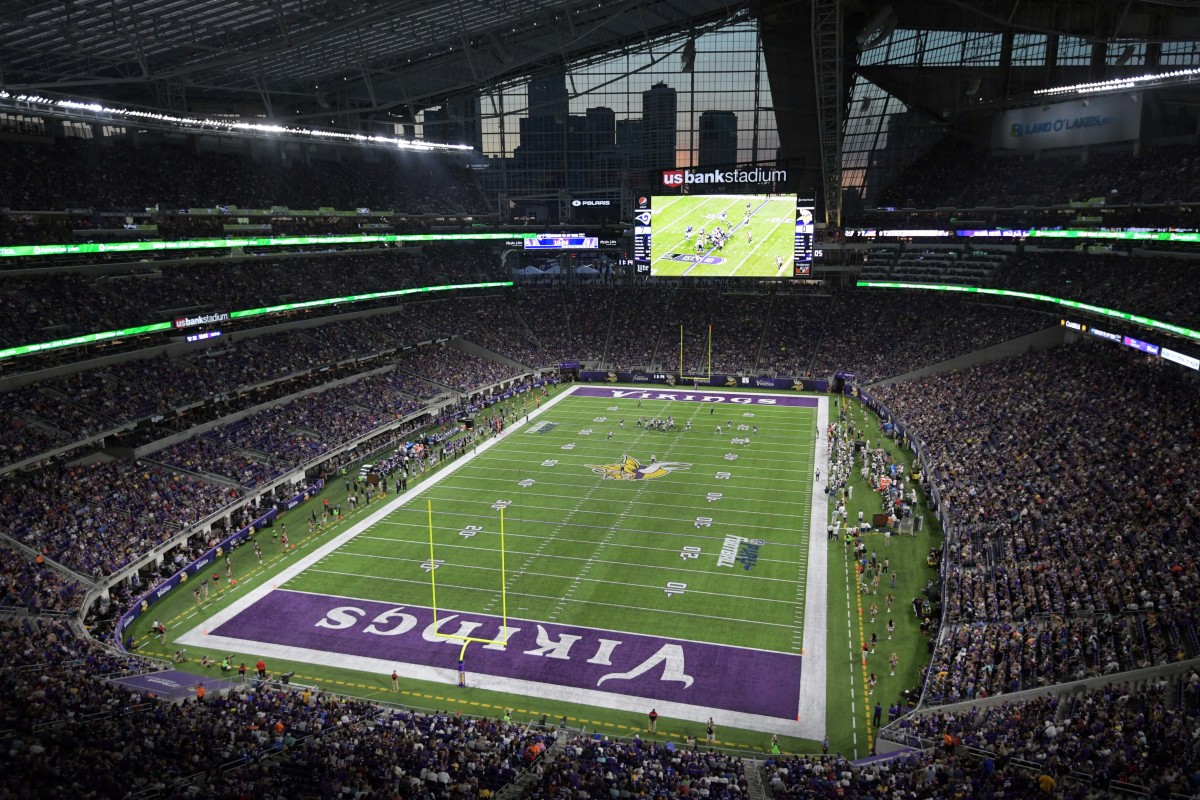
[414,19,780,198]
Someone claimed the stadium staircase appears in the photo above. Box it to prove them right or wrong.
[599,289,619,367]
[495,727,569,800]
[746,760,770,800]
[750,290,781,374]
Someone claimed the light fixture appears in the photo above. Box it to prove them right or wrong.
[1035,67,1200,97]
[681,36,696,73]
[856,5,897,49]
[0,94,473,152]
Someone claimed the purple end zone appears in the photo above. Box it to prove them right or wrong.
[213,590,802,719]
[572,386,819,408]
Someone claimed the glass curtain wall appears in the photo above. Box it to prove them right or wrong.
[426,19,779,205]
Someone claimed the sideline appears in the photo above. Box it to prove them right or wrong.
[795,394,830,740]
[178,387,574,642]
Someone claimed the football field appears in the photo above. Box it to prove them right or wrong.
[181,385,829,737]
[651,194,797,278]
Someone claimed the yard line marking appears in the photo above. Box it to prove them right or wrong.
[419,472,816,498]
[303,569,799,630]
[370,519,813,549]
[335,541,807,580]
[330,554,801,605]
[388,502,816,531]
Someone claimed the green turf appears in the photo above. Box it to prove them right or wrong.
[290,393,815,654]
[124,385,944,758]
[821,394,946,758]
[650,194,797,278]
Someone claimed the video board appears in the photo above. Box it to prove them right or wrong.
[633,194,813,278]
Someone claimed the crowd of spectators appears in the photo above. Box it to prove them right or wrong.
[0,246,502,350]
[530,735,749,800]
[0,612,553,799]
[807,292,1052,383]
[996,250,1200,334]
[0,299,495,469]
[1,283,1068,471]
[0,544,82,612]
[0,137,488,213]
[670,289,771,376]
[2,459,236,577]
[890,673,1200,797]
[2,609,1196,799]
[765,747,1092,799]
[0,209,488,247]
[605,287,675,368]
[877,139,1200,209]
[872,342,1200,702]
[399,345,525,392]
[755,292,835,377]
[152,436,287,489]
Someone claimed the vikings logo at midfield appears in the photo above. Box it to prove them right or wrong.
[587,455,692,481]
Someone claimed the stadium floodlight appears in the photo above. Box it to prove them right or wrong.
[681,37,696,73]
[856,5,897,49]
[1034,67,1200,97]
[0,91,474,152]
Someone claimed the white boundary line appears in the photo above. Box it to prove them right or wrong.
[177,384,826,737]
[177,387,578,643]
[796,395,830,738]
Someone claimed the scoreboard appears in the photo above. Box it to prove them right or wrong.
[633,196,652,274]
[793,203,814,276]
[523,234,598,250]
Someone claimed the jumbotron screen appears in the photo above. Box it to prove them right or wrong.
[636,194,813,278]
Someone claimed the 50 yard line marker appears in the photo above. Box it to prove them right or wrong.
[428,499,510,662]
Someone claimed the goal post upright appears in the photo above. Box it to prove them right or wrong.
[426,500,510,650]
[428,499,438,625]
[500,505,508,635]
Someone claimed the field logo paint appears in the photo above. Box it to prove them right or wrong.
[604,389,780,406]
[587,455,692,481]
[526,420,557,434]
[738,539,766,571]
[213,590,803,719]
[717,535,749,567]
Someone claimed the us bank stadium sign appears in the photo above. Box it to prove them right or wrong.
[173,311,230,329]
[661,167,788,187]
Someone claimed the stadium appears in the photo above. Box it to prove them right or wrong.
[0,0,1198,797]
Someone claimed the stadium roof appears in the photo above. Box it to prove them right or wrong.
[2,0,1197,122]
[0,0,748,121]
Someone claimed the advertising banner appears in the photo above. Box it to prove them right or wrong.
[579,372,828,392]
[992,94,1142,151]
[115,479,324,650]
